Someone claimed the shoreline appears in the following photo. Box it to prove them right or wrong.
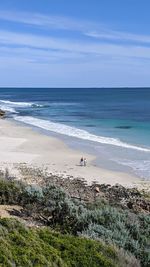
[0,118,149,189]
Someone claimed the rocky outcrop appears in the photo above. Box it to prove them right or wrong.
[0,109,6,118]
[98,184,150,213]
[6,164,149,214]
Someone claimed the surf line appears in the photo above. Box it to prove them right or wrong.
[13,116,150,153]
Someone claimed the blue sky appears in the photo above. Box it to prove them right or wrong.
[0,0,150,87]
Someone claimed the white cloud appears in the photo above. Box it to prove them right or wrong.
[0,30,150,61]
[85,30,150,44]
[0,45,85,63]
[0,9,150,46]
[0,10,94,32]
[0,10,150,86]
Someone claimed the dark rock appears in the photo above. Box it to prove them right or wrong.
[0,109,6,118]
[85,124,95,127]
[127,201,133,209]
[115,126,132,129]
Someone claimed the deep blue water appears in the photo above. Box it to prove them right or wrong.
[0,88,150,179]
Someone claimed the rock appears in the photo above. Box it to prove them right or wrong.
[0,109,6,118]
[95,187,100,193]
[115,126,132,129]
[127,201,133,209]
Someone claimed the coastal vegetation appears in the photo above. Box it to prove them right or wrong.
[0,218,136,267]
[0,176,149,266]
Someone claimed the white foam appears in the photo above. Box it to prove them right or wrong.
[0,100,45,109]
[0,100,34,107]
[113,159,150,179]
[13,115,150,152]
[0,100,79,109]
[0,105,18,113]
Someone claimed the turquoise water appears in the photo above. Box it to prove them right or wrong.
[0,88,150,179]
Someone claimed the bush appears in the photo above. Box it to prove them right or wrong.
[0,178,149,266]
[0,218,137,267]
[0,179,43,206]
[77,207,150,267]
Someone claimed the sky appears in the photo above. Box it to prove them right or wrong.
[0,0,150,87]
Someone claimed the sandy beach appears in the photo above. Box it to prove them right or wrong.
[0,118,148,189]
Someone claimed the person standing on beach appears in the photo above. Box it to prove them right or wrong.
[84,158,87,166]
[80,157,84,166]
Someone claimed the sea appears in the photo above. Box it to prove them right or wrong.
[0,88,150,180]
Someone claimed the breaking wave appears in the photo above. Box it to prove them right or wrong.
[113,159,150,179]
[0,100,44,108]
[0,100,34,107]
[13,115,150,152]
[0,105,18,113]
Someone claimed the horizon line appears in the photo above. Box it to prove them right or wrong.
[0,87,150,89]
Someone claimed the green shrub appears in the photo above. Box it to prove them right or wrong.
[77,207,150,267]
[0,178,149,266]
[0,218,137,267]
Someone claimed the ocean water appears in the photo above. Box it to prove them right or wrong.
[0,88,150,179]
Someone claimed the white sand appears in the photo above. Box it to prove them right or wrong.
[0,119,148,188]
